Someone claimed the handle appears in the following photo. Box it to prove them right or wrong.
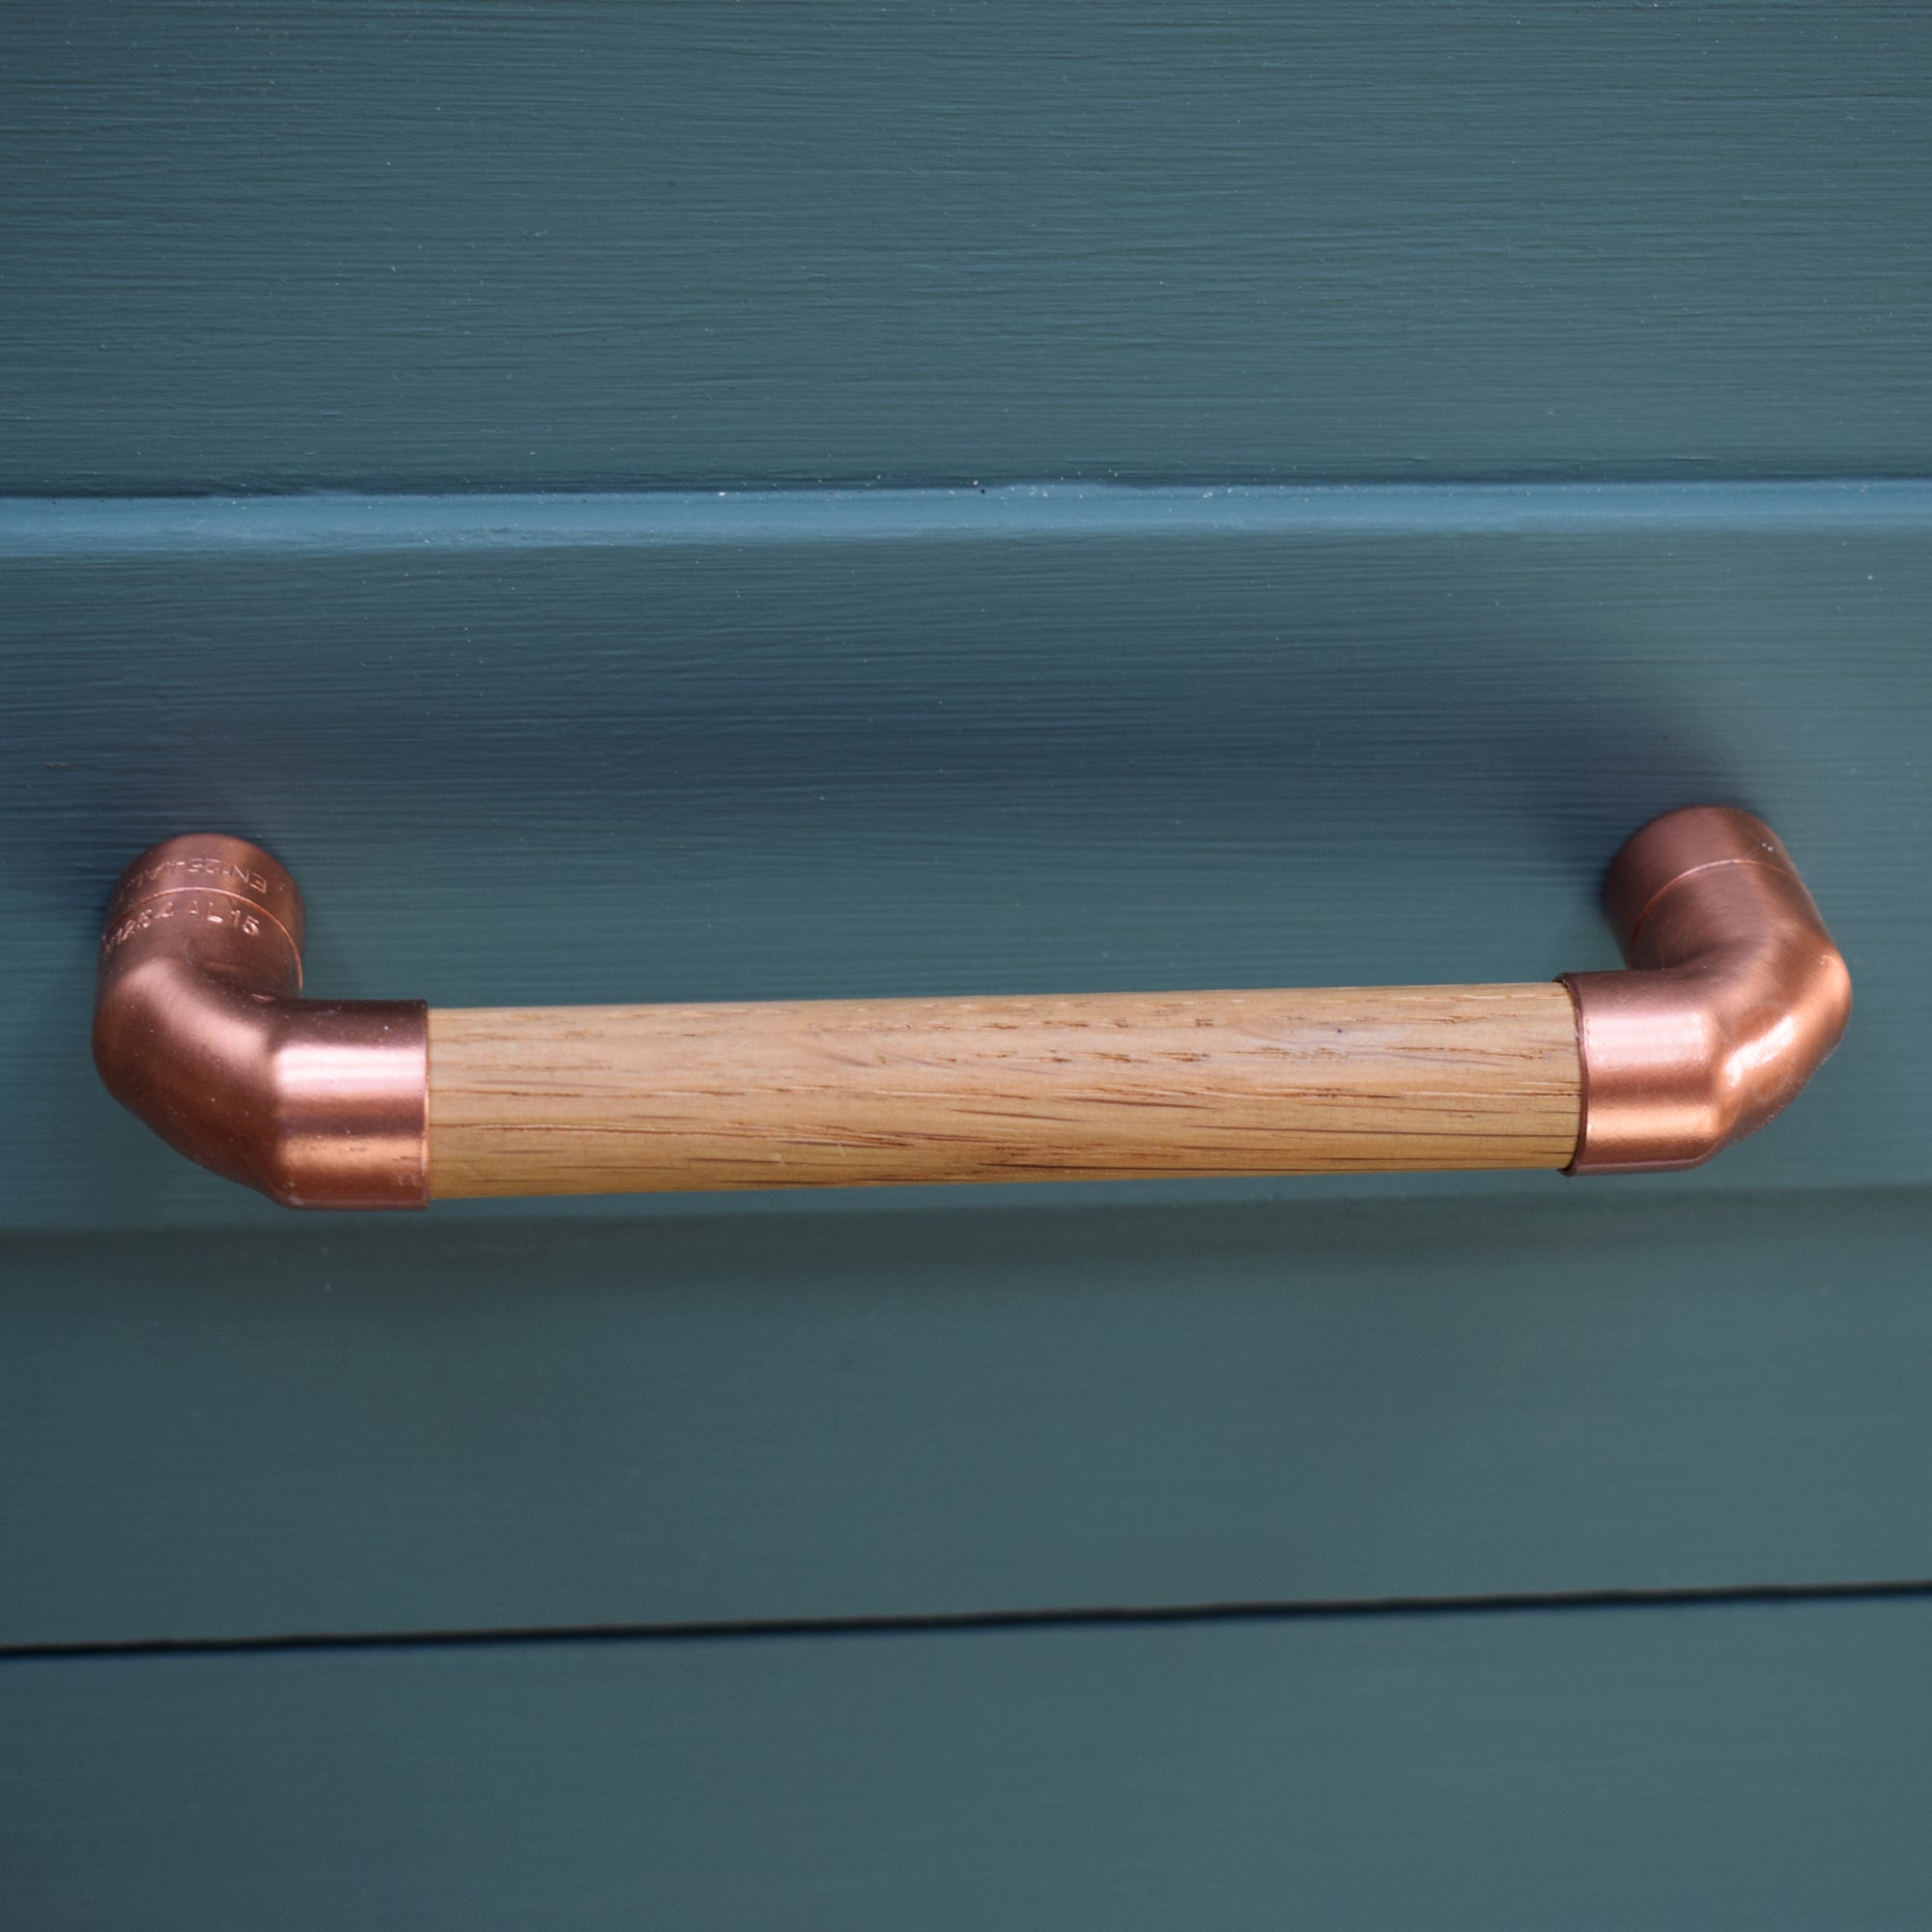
[92,808,1848,1208]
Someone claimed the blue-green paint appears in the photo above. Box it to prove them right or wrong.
[6,0,1929,1908]
[4,2,1929,492]
[2,1189,1928,1644]
[6,1600,1932,1928]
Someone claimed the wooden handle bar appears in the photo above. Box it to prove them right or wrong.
[92,810,1847,1208]
[427,986,1581,1197]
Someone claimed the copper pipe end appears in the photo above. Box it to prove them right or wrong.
[93,834,427,1208]
[1561,807,1851,1175]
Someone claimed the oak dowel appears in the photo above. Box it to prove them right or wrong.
[426,984,1582,1198]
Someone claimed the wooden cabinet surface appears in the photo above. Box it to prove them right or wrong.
[4,4,1929,1922]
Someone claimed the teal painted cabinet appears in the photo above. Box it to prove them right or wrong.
[4,5,1931,1924]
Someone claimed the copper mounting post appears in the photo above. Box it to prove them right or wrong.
[93,834,427,1208]
[1561,807,1851,1174]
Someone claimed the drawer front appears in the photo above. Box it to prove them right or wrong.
[6,3,1928,493]
[6,494,1930,1641]
[7,1599,1932,1929]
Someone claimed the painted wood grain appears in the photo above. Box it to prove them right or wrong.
[3,3,1928,492]
[3,1187,1927,1645]
[6,6,1926,1904]
[6,1598,1931,1928]
[428,985,1580,1195]
[4,487,1923,1228]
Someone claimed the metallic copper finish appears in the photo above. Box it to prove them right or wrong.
[93,834,428,1208]
[1561,808,1850,1175]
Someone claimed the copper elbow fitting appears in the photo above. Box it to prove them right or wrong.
[1562,807,1851,1174]
[92,834,427,1208]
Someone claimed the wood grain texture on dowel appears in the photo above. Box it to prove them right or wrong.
[428,984,1581,1197]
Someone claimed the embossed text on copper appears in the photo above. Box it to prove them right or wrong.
[93,833,428,1208]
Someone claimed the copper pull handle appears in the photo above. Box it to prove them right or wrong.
[92,808,1848,1209]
